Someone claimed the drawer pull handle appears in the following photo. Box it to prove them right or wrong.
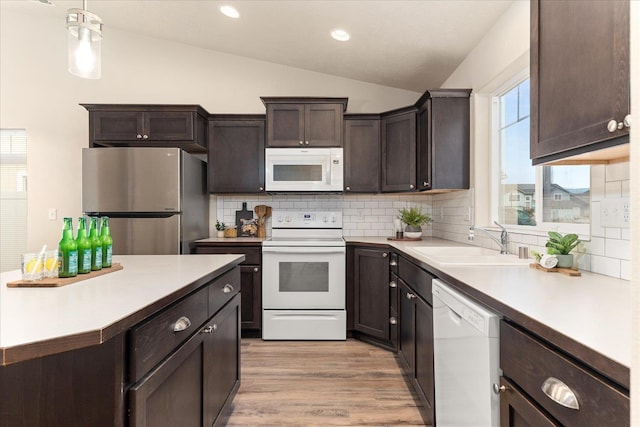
[172,316,192,333]
[541,377,580,410]
[202,324,218,334]
[492,384,507,394]
[223,284,234,293]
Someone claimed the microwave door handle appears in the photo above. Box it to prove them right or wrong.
[262,247,345,254]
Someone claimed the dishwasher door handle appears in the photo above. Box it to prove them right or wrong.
[447,307,462,325]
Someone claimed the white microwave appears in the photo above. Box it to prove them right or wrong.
[265,148,344,192]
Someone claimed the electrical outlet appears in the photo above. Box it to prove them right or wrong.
[600,198,630,228]
[48,208,57,221]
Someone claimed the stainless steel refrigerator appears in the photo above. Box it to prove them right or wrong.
[82,147,208,255]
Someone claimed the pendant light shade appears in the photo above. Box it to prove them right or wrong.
[66,2,102,79]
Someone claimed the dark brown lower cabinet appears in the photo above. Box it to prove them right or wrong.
[129,293,240,427]
[397,278,435,426]
[499,377,559,427]
[129,331,205,427]
[204,294,241,427]
[193,244,262,336]
[350,246,394,349]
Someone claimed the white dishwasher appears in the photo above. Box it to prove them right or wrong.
[432,279,501,427]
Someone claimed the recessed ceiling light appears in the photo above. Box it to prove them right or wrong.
[331,29,350,42]
[220,5,240,19]
[33,0,54,5]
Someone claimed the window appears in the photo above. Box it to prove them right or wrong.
[1,129,28,272]
[492,78,590,235]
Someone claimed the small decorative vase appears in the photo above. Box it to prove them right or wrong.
[555,254,574,268]
[217,230,224,238]
[404,225,422,239]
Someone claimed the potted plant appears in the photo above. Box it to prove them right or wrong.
[215,220,226,238]
[398,206,432,239]
[545,231,580,268]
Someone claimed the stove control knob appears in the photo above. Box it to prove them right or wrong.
[277,216,283,223]
[285,216,292,223]
[322,216,329,223]
[331,216,337,223]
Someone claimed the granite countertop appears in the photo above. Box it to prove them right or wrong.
[347,236,631,387]
[0,254,244,365]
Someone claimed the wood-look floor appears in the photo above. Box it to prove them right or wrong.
[226,338,427,426]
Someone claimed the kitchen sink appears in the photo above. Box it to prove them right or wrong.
[408,246,530,266]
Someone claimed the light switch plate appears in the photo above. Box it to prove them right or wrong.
[48,208,57,221]
[599,198,630,228]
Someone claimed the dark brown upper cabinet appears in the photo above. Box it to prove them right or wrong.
[344,115,380,193]
[261,97,348,147]
[380,107,417,193]
[530,0,630,165]
[415,89,471,192]
[208,115,265,193]
[82,104,209,153]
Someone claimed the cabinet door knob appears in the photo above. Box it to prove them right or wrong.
[389,281,397,288]
[389,260,398,266]
[345,186,351,191]
[541,377,580,410]
[406,292,416,300]
[136,134,143,139]
[623,114,631,128]
[305,141,309,145]
[299,141,304,145]
[409,184,414,189]
[253,267,259,272]
[259,186,264,191]
[423,181,429,187]
[172,316,192,332]
[492,384,507,394]
[223,284,234,293]
[143,134,149,139]
[202,325,214,334]
[389,317,397,325]
[382,252,388,258]
[607,119,618,133]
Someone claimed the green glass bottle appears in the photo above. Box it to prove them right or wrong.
[58,217,78,278]
[100,216,113,268]
[76,217,92,274]
[89,217,102,271]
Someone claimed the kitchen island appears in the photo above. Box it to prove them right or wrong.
[0,254,244,427]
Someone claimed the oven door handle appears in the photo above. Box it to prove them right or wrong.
[262,246,346,254]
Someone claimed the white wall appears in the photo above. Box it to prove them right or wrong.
[0,8,419,253]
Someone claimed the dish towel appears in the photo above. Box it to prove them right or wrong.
[540,254,558,268]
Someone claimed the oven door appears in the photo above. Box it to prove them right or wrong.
[262,246,346,309]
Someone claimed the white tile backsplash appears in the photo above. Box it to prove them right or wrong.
[214,193,432,238]
[211,162,630,280]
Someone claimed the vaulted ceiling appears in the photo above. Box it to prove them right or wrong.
[3,0,514,91]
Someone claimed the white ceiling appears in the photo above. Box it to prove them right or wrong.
[3,0,514,92]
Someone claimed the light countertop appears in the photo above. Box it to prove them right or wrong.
[0,254,244,365]
[347,236,631,386]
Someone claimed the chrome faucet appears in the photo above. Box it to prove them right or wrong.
[468,221,510,254]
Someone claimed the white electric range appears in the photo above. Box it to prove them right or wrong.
[261,210,346,340]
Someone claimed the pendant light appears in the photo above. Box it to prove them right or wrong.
[66,0,102,79]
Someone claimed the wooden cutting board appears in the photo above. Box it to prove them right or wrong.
[236,202,255,237]
[7,263,124,287]
[529,263,581,276]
